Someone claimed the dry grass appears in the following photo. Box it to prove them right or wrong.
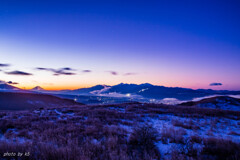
[160,126,186,144]
[0,103,239,160]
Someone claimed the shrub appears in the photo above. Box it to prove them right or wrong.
[128,124,161,160]
[228,131,240,136]
[201,138,240,160]
[0,120,15,134]
[170,141,198,160]
[128,124,159,147]
[190,135,202,144]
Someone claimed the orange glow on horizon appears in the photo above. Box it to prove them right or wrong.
[13,80,239,91]
[18,85,92,91]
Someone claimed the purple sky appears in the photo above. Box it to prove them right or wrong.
[0,0,240,90]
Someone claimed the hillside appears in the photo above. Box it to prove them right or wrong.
[180,96,240,111]
[0,92,82,111]
[0,102,239,159]
[0,83,20,90]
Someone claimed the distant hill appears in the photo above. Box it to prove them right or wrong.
[180,96,240,111]
[0,92,82,111]
[31,86,45,91]
[0,83,20,90]
[0,83,33,93]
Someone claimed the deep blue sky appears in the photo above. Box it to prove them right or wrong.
[0,0,240,90]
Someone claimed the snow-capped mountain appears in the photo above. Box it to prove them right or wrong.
[82,83,240,100]
[34,83,240,101]
[62,85,110,95]
[90,85,111,94]
[99,83,153,94]
[1,82,240,102]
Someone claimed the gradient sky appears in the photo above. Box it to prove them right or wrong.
[0,0,240,90]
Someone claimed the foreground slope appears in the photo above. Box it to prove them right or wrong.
[0,102,239,159]
[0,92,82,110]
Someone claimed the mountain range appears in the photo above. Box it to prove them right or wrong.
[1,83,240,101]
[1,82,240,110]
[47,83,240,100]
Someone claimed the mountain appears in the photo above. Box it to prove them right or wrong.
[138,86,207,100]
[180,96,240,111]
[31,86,45,91]
[0,83,35,93]
[0,83,20,90]
[0,92,82,110]
[21,83,240,102]
[100,83,153,94]
[98,83,240,100]
[1,82,240,105]
[63,85,110,95]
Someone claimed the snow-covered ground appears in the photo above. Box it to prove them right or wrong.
[0,102,239,159]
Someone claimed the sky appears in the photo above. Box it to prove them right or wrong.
[0,0,240,90]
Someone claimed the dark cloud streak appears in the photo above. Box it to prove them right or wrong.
[36,67,76,76]
[209,83,222,86]
[124,72,137,76]
[0,63,10,67]
[5,70,33,76]
[0,80,19,85]
[107,71,118,75]
[82,70,92,73]
[7,81,19,85]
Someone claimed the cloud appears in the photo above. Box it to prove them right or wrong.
[106,71,137,76]
[209,83,222,86]
[36,67,50,71]
[124,72,137,76]
[7,81,19,85]
[5,70,33,76]
[82,70,92,73]
[0,63,10,67]
[0,80,19,85]
[36,67,76,76]
[53,72,76,76]
[61,67,74,71]
[107,71,118,75]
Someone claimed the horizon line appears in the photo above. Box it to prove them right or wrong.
[4,83,239,91]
